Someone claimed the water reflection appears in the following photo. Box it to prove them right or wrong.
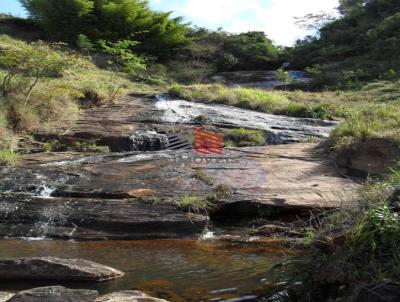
[0,239,292,301]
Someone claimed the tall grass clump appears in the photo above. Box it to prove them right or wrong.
[275,167,400,301]
[169,84,337,119]
[328,103,400,153]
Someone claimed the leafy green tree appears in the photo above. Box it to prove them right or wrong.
[217,31,280,71]
[0,39,71,102]
[290,0,400,87]
[19,0,189,59]
[99,39,145,98]
[276,68,291,90]
[76,34,95,54]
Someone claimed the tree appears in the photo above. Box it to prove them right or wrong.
[218,31,280,71]
[294,12,337,31]
[338,0,368,15]
[276,68,291,90]
[19,0,189,59]
[99,39,145,99]
[0,39,72,102]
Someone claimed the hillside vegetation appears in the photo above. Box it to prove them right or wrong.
[0,34,152,158]
[289,0,400,88]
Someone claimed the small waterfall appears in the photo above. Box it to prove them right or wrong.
[34,174,56,199]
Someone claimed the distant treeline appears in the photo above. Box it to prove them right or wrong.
[17,0,400,87]
[287,0,400,88]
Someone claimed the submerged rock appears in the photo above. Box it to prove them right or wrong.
[95,290,169,302]
[7,286,98,302]
[0,257,124,281]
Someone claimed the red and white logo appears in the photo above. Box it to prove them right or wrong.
[193,128,224,155]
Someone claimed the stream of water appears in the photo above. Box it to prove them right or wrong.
[0,239,292,301]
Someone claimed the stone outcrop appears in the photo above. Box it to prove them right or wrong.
[95,291,169,302]
[336,138,400,174]
[3,288,169,302]
[7,286,98,302]
[0,293,13,302]
[0,144,360,239]
[0,257,124,281]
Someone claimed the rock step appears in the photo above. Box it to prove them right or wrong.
[0,144,360,240]
[0,257,124,282]
[3,287,169,302]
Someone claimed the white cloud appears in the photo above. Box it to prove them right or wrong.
[175,0,339,46]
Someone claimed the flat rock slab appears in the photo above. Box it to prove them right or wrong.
[0,257,124,281]
[4,288,169,302]
[95,291,169,302]
[7,286,98,302]
[0,144,359,239]
[0,292,13,302]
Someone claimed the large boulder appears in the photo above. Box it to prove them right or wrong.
[7,286,98,302]
[95,291,169,302]
[0,292,13,302]
[0,257,124,281]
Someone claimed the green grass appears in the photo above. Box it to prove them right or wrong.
[329,104,400,153]
[278,167,400,301]
[179,195,214,213]
[169,83,400,158]
[0,149,17,165]
[169,84,337,119]
[193,170,216,186]
[225,128,265,147]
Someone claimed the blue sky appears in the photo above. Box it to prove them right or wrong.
[0,0,339,46]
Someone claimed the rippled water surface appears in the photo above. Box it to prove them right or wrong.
[0,239,292,301]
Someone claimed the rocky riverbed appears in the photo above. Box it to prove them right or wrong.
[0,93,361,301]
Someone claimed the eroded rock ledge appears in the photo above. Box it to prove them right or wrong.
[0,257,124,281]
[0,144,360,240]
[3,286,169,302]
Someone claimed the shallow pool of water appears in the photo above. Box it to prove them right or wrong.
[0,239,292,301]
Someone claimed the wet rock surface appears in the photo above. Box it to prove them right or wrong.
[0,144,359,239]
[0,257,124,281]
[7,286,99,302]
[3,288,170,302]
[34,94,337,152]
[0,292,13,302]
[95,290,169,302]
